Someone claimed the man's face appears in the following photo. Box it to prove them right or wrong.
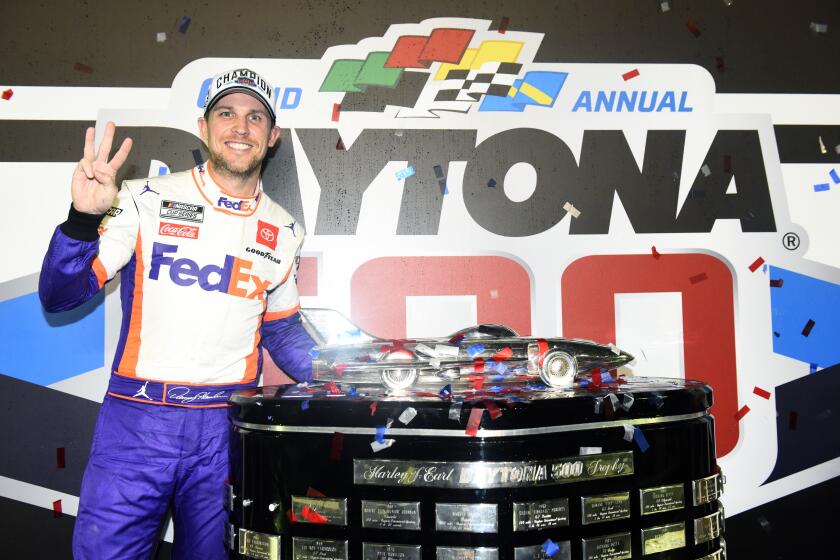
[198,92,280,179]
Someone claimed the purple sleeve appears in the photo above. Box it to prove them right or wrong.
[261,312,316,382]
[39,206,105,313]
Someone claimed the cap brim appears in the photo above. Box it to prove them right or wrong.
[204,87,276,122]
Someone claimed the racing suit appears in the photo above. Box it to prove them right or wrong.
[39,163,314,559]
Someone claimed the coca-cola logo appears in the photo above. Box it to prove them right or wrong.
[159,222,200,239]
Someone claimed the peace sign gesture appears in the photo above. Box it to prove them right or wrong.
[71,121,133,214]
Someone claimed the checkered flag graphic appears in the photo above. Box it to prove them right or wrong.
[435,62,523,103]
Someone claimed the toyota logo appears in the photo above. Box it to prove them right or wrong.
[260,228,275,241]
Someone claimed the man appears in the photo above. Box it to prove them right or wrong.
[39,68,314,559]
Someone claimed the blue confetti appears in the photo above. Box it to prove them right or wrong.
[495,362,508,375]
[347,387,358,397]
[601,371,613,384]
[438,179,448,195]
[439,384,452,398]
[467,344,485,357]
[579,379,590,387]
[178,16,192,34]
[489,375,506,383]
[157,166,168,176]
[191,148,202,165]
[489,385,506,392]
[301,400,310,411]
[633,427,650,452]
[308,348,320,359]
[433,164,445,179]
[810,363,819,374]
[542,539,559,558]
[831,169,840,184]
[395,166,416,181]
[375,425,387,444]
[487,178,497,188]
[814,183,830,192]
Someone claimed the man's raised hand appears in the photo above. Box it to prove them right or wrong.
[71,122,133,214]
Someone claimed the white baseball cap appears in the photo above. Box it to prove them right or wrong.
[204,68,276,123]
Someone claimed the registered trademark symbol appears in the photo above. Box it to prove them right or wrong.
[782,232,800,250]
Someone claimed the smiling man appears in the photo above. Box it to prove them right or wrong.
[38,68,315,559]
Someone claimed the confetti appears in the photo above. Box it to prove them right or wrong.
[301,505,328,523]
[810,22,828,34]
[810,363,819,374]
[306,486,325,497]
[580,446,602,455]
[487,178,497,188]
[651,246,661,259]
[734,405,750,421]
[770,279,784,288]
[498,16,509,34]
[307,347,320,358]
[329,432,343,461]
[594,397,603,413]
[659,1,670,13]
[448,402,463,421]
[331,103,341,122]
[788,411,798,430]
[701,164,711,177]
[622,424,635,442]
[371,439,395,452]
[542,539,559,558]
[622,69,640,81]
[753,386,771,399]
[398,407,417,424]
[484,400,502,420]
[686,20,701,38]
[492,347,513,362]
[801,319,815,337]
[394,130,404,137]
[191,149,203,166]
[716,56,726,73]
[722,0,733,6]
[563,201,581,218]
[156,32,167,43]
[1,89,13,101]
[53,499,62,518]
[395,166,416,181]
[74,62,94,74]
[435,344,459,357]
[178,16,192,34]
[620,394,635,411]
[414,344,438,357]
[472,375,486,390]
[439,179,448,195]
[490,289,499,299]
[335,137,345,150]
[818,136,827,154]
[473,358,485,374]
[434,164,445,179]
[689,272,708,284]
[773,331,780,337]
[466,408,484,436]
[369,401,378,416]
[56,448,65,469]
[835,144,840,155]
[758,515,772,533]
[439,384,453,399]
[830,169,840,184]
[301,400,310,410]
[633,427,650,452]
[748,257,765,272]
[814,183,831,192]
[467,344,485,357]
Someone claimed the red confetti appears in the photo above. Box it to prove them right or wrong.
[331,103,341,122]
[53,499,62,518]
[473,358,485,374]
[735,405,750,421]
[484,400,502,420]
[323,381,342,395]
[465,408,484,436]
[333,364,347,377]
[369,402,378,416]
[536,339,548,361]
[716,56,726,73]
[73,62,94,74]
[286,508,298,523]
[1,89,13,101]
[622,69,640,81]
[802,319,815,337]
[753,387,771,399]
[56,447,65,469]
[689,272,708,284]
[591,370,602,387]
[498,16,509,34]
[748,257,765,272]
[686,20,701,37]
[301,505,328,524]
[329,432,343,462]
[788,411,798,430]
[336,136,345,150]
[651,246,661,259]
[770,279,784,288]
[306,486,325,497]
[472,376,486,391]
[492,347,513,362]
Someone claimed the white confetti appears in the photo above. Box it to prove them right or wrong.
[563,201,581,218]
[621,394,635,411]
[818,135,827,154]
[594,397,603,414]
[622,424,635,442]
[398,407,417,424]
[156,32,167,43]
[371,439,395,452]
[414,344,439,357]
[835,144,840,155]
[607,393,620,411]
[449,401,463,421]
[490,289,499,299]
[394,130,404,137]
[722,0,733,6]
[434,344,460,357]
[810,22,828,34]
[659,1,670,12]
[430,359,441,369]
[580,446,602,455]
[701,164,711,177]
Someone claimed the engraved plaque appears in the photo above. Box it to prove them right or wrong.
[513,498,569,531]
[641,522,686,554]
[436,547,498,560]
[694,511,722,545]
[291,496,348,526]
[361,500,421,530]
[581,492,631,525]
[581,532,632,560]
[293,537,348,560]
[225,482,235,511]
[239,528,280,560]
[436,503,498,533]
[640,484,684,515]
[354,452,634,489]
[514,541,571,560]
[692,473,723,506]
[363,542,421,560]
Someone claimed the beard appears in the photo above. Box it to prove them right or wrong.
[207,144,263,181]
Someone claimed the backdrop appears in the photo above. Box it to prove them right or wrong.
[1,1,838,557]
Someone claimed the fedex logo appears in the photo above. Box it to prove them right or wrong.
[218,196,252,211]
[148,242,270,300]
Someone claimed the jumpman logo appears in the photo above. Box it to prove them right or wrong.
[284,221,296,237]
[140,182,160,196]
[132,381,153,400]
